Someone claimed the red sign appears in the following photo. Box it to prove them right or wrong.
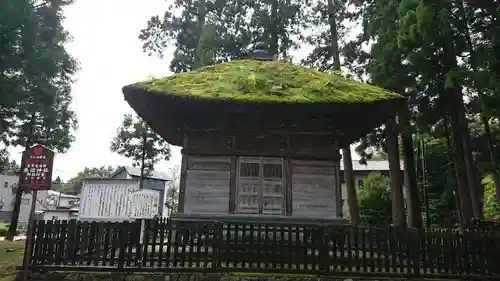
[19,144,54,191]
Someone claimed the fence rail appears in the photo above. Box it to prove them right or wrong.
[24,218,500,279]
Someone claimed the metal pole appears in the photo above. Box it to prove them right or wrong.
[22,190,37,281]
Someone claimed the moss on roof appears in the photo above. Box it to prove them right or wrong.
[133,59,403,103]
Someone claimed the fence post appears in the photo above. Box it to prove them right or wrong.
[212,222,223,269]
[117,221,128,270]
[319,224,330,275]
[135,219,143,266]
[21,220,38,271]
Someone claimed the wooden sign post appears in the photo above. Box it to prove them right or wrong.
[20,144,54,281]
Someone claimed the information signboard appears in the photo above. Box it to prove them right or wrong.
[19,144,54,191]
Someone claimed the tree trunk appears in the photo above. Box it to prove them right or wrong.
[451,85,482,217]
[447,89,474,226]
[6,186,23,241]
[460,116,483,218]
[326,0,360,223]
[444,114,463,228]
[437,14,477,224]
[342,148,361,224]
[6,111,36,241]
[386,117,406,227]
[457,0,500,203]
[399,106,422,228]
[139,132,147,189]
[269,0,279,55]
[193,0,206,69]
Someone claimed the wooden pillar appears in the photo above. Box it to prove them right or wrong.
[177,136,188,213]
[285,136,293,216]
[229,136,237,213]
[334,152,343,218]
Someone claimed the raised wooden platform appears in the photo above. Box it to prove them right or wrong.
[22,218,500,280]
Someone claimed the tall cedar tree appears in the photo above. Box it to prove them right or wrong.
[343,0,500,228]
[301,0,361,223]
[140,0,306,72]
[110,114,171,188]
[5,0,78,240]
[396,0,483,225]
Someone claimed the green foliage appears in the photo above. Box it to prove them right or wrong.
[134,59,403,103]
[301,0,351,71]
[357,172,392,226]
[140,0,251,72]
[140,0,307,73]
[0,149,19,175]
[0,0,78,153]
[417,137,460,227]
[483,175,500,220]
[110,114,171,175]
[7,90,78,153]
[56,166,116,195]
[370,149,388,161]
[164,166,180,213]
[341,0,500,225]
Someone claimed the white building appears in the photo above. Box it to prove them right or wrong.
[0,174,20,221]
[340,160,404,196]
[0,174,79,222]
[33,190,79,221]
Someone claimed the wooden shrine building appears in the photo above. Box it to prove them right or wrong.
[17,50,500,281]
[122,50,405,223]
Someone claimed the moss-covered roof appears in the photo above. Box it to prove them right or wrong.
[131,59,403,103]
[123,59,407,147]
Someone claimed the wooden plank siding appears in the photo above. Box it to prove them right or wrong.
[179,134,342,219]
[291,160,338,219]
[183,156,231,215]
[183,133,341,160]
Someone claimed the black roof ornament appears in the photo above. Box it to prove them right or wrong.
[249,42,275,61]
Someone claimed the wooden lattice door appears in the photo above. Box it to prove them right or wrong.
[237,157,284,215]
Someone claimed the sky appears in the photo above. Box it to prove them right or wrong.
[8,0,359,181]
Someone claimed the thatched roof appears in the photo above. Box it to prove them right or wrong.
[123,59,406,147]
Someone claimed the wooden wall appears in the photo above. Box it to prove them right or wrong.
[183,133,340,160]
[179,132,341,219]
[183,156,231,214]
[291,160,338,219]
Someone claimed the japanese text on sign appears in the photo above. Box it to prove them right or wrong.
[20,145,54,191]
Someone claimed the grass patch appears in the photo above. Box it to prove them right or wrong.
[0,242,165,281]
[0,241,24,281]
[0,223,9,236]
[133,59,403,103]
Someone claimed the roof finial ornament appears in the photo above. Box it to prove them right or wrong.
[249,42,275,61]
